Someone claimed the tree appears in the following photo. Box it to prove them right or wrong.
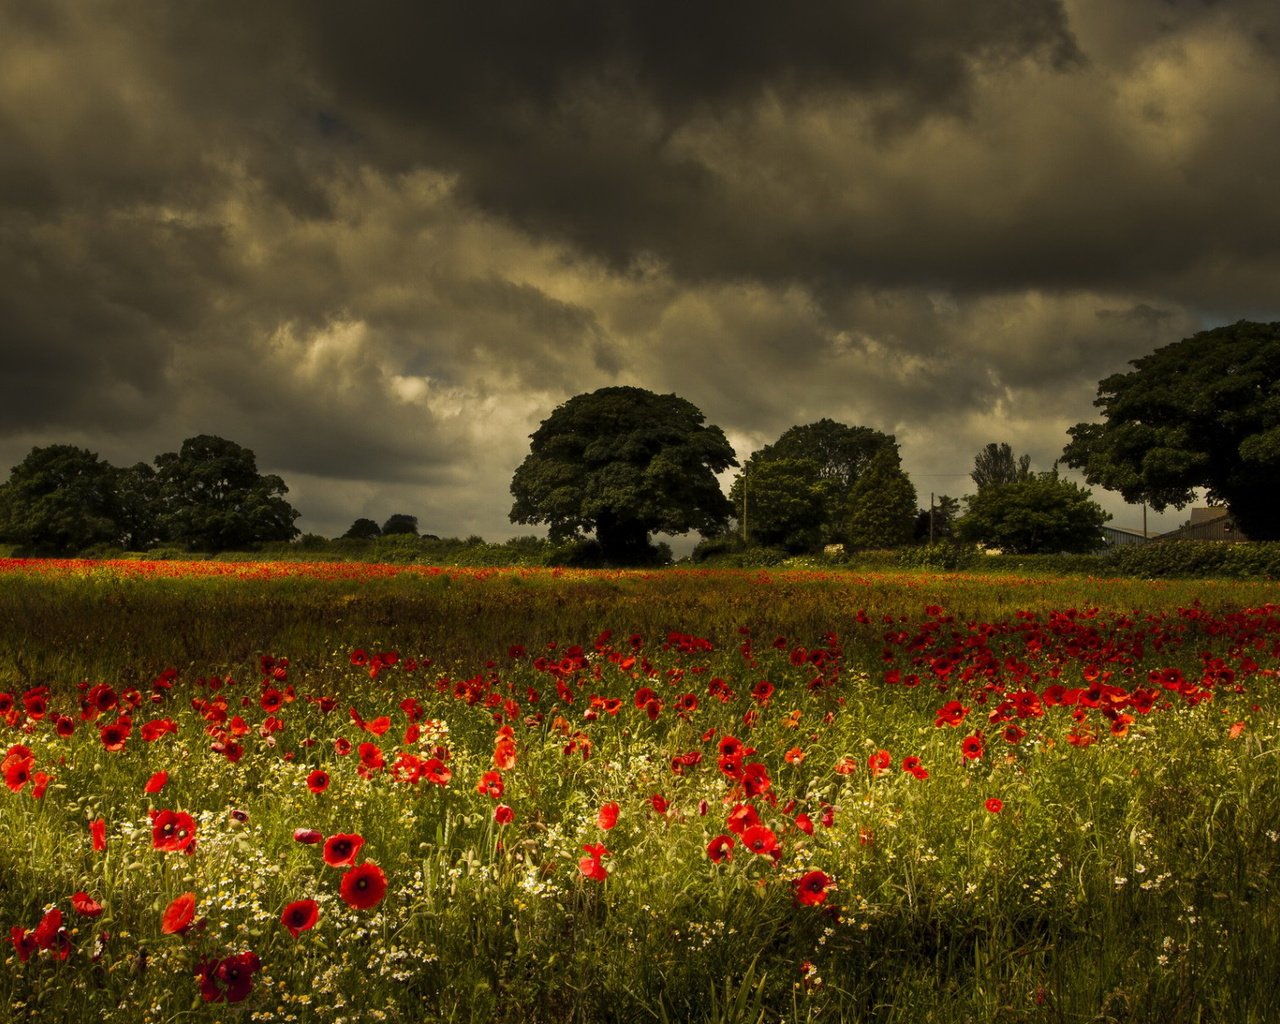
[956,473,1110,554]
[971,443,1033,491]
[342,518,382,540]
[116,462,162,550]
[756,419,896,491]
[913,494,961,542]
[380,514,419,536]
[844,447,917,549]
[728,457,835,552]
[154,435,300,552]
[1063,320,1280,540]
[510,387,736,563]
[0,445,123,553]
[733,419,897,547]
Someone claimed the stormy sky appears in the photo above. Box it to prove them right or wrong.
[4,0,1279,543]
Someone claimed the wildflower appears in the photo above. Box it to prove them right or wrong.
[144,771,169,794]
[706,834,735,863]
[985,798,1004,814]
[741,824,779,857]
[306,769,330,793]
[961,733,985,761]
[494,804,515,825]
[323,833,364,868]
[90,818,107,852]
[794,870,832,906]
[597,802,620,830]
[281,899,320,938]
[476,770,504,799]
[151,809,198,853]
[293,828,323,844]
[162,893,197,935]
[196,951,261,1003]
[339,862,388,910]
[578,842,610,882]
[71,891,104,918]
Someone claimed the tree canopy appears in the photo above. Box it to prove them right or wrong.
[844,446,917,549]
[1063,320,1280,540]
[510,387,736,562]
[956,473,1110,554]
[971,442,1033,491]
[0,445,124,553]
[154,435,300,552]
[731,419,898,549]
[380,514,419,536]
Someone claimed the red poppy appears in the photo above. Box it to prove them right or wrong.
[867,749,892,777]
[961,733,985,761]
[985,798,1004,814]
[650,794,669,815]
[152,809,198,853]
[794,870,832,906]
[476,770,504,799]
[493,733,517,771]
[422,758,452,786]
[935,700,971,728]
[197,950,261,1003]
[741,824,778,857]
[281,899,319,938]
[9,926,38,962]
[293,828,323,844]
[162,892,196,935]
[578,843,610,882]
[339,862,388,909]
[306,770,330,794]
[71,891,104,918]
[90,818,107,852]
[144,771,168,794]
[706,834,735,863]
[323,833,365,868]
[99,720,131,752]
[494,804,515,825]
[597,802,619,830]
[725,803,761,835]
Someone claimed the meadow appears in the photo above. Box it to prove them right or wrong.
[2,558,1279,1023]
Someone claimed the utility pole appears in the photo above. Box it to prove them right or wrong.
[929,492,935,544]
[741,468,748,543]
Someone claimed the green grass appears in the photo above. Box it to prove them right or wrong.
[2,561,1279,1022]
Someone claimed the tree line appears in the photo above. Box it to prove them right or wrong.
[4,321,1278,560]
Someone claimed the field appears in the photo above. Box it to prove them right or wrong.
[2,558,1279,1023]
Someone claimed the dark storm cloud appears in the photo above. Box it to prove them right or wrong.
[2,0,1279,540]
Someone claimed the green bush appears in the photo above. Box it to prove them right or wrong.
[1103,540,1280,579]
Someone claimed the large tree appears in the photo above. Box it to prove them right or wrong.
[0,445,124,553]
[510,387,736,562]
[844,446,918,549]
[957,473,1109,554]
[729,457,836,552]
[732,419,897,548]
[1063,320,1280,540]
[154,435,300,552]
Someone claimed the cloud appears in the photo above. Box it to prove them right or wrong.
[1,0,1277,542]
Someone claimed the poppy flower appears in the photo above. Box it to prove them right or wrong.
[725,803,760,835]
[493,734,517,771]
[281,899,319,938]
[323,833,364,868]
[339,861,387,909]
[306,770,330,794]
[985,798,1004,814]
[476,771,504,799]
[71,891,104,918]
[90,818,107,852]
[144,771,168,794]
[151,809,198,853]
[868,749,892,777]
[794,870,833,906]
[596,802,619,830]
[99,720,131,752]
[706,834,735,863]
[578,843,610,882]
[293,828,323,844]
[961,734,985,761]
[162,892,196,935]
[197,951,261,1003]
[741,824,779,857]
[494,804,515,825]
[10,926,38,962]
[422,758,452,786]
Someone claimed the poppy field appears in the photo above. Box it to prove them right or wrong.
[2,560,1280,1023]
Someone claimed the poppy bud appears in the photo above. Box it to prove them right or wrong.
[293,828,322,844]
